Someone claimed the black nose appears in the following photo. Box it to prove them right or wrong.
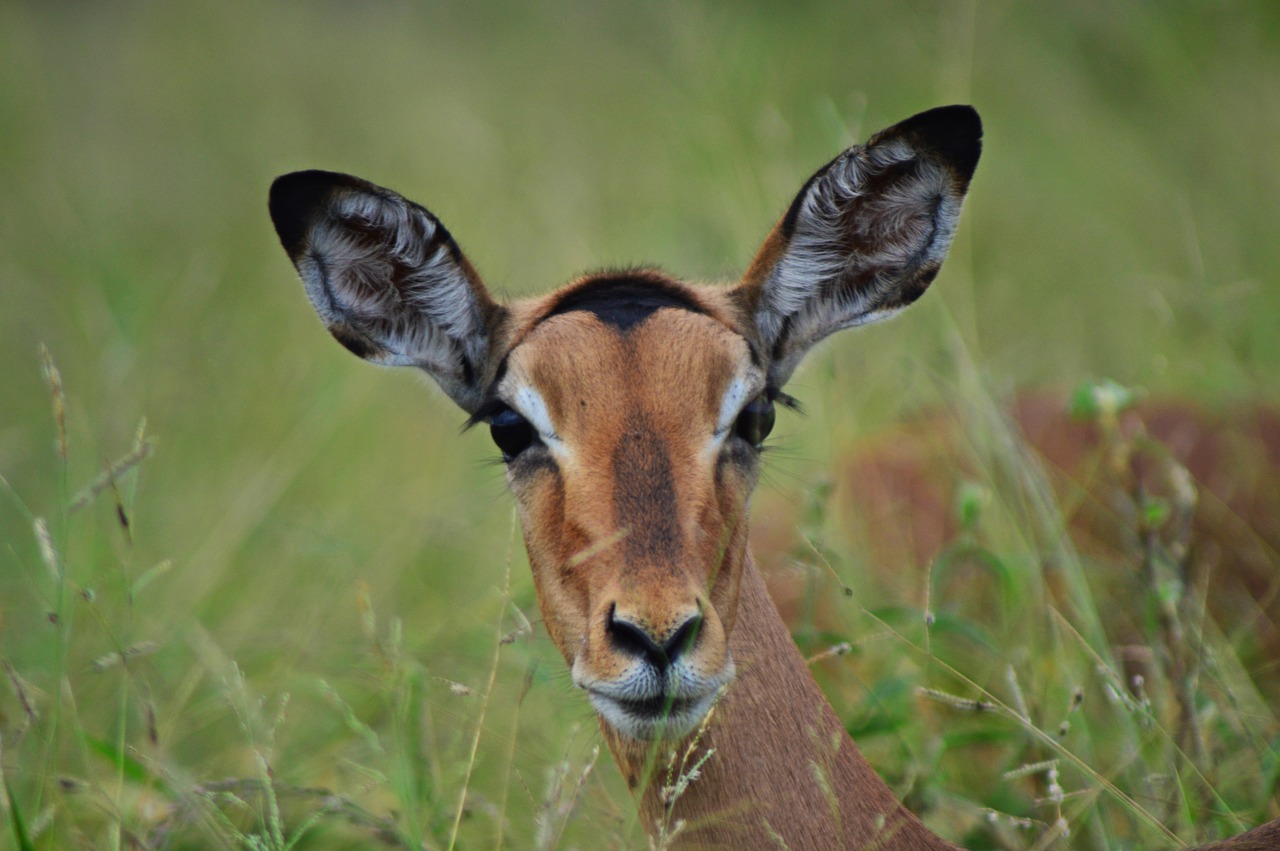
[605,604,703,672]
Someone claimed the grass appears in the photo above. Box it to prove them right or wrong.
[2,1,1278,848]
[784,379,1280,847]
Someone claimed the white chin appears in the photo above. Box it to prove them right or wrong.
[588,690,720,742]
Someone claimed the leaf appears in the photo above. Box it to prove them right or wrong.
[927,612,1000,655]
[955,481,989,531]
[84,735,170,794]
[1069,378,1138,422]
[845,711,907,739]
[1156,578,1184,606]
[941,728,1016,751]
[316,679,383,754]
[1262,734,1280,801]
[1142,498,1171,530]
[4,773,35,851]
[846,675,914,738]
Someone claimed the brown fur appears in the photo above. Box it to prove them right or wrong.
[501,303,750,695]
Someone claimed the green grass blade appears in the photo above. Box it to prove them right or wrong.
[84,734,171,795]
[4,773,36,851]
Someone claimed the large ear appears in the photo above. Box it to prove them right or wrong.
[733,105,982,388]
[269,170,506,413]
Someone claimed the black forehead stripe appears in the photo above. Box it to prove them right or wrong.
[542,275,707,332]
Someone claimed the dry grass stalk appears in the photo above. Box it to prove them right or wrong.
[33,516,60,583]
[38,343,67,463]
[69,441,154,512]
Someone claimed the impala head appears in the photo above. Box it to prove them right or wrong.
[269,105,981,743]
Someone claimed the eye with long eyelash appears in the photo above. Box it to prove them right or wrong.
[488,405,535,461]
[733,395,776,449]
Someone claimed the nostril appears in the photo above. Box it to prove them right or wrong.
[663,611,703,662]
[605,604,704,671]
[605,603,667,669]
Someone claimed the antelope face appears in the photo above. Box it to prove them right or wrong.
[490,276,766,739]
[269,105,981,744]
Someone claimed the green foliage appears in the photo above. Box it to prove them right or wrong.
[1069,380,1140,424]
[1,1,1278,848]
[4,772,35,851]
[798,408,1280,848]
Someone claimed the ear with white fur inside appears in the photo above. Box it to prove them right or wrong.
[268,170,505,413]
[734,104,982,389]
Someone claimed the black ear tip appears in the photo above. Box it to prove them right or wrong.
[891,104,983,181]
[268,170,355,257]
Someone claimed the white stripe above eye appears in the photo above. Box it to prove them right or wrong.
[706,375,753,458]
[512,385,568,456]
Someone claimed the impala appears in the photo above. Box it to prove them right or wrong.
[269,106,1279,849]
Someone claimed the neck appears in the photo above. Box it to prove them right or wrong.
[602,552,958,850]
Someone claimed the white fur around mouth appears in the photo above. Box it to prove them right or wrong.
[586,687,723,741]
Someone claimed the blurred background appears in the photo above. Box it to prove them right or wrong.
[1,1,1277,848]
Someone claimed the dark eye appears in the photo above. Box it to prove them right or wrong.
[489,406,534,461]
[734,395,775,449]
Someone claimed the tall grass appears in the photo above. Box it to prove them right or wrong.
[2,1,1278,847]
[779,374,1279,848]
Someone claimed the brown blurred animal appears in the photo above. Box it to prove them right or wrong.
[838,394,1280,682]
